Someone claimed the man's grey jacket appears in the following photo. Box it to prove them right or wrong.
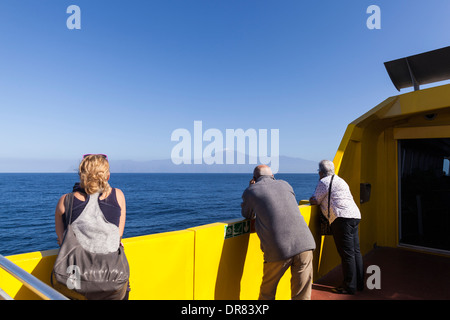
[241,175,316,262]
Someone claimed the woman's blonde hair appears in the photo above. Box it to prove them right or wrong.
[79,154,111,195]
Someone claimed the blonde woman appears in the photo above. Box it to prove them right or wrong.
[54,154,128,299]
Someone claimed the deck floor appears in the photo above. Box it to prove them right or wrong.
[311,246,450,300]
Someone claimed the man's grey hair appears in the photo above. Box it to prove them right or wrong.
[318,160,335,176]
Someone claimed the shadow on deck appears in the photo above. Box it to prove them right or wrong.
[311,246,450,300]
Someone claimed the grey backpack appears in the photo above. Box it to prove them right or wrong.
[51,192,130,300]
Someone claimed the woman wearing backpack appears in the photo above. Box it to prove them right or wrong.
[54,154,130,300]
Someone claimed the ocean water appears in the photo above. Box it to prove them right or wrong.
[0,173,318,256]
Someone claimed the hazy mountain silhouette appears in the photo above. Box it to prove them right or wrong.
[0,151,318,173]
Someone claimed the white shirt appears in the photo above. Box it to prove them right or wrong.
[312,175,361,224]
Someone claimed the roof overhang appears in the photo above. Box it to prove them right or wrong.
[384,46,450,91]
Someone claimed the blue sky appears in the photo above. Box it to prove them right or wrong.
[1,1,450,171]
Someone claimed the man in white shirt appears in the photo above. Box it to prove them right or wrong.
[310,160,364,294]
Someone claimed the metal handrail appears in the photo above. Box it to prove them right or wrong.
[0,287,13,300]
[0,254,68,300]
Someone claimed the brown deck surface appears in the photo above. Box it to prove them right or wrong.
[311,246,450,300]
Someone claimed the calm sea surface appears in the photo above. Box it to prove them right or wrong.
[0,173,318,256]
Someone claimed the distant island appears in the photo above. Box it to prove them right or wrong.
[0,154,319,173]
[110,155,318,173]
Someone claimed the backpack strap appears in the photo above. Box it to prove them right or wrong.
[327,175,335,220]
[64,193,75,228]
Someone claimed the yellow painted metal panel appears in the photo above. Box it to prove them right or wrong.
[240,232,291,300]
[333,124,356,176]
[190,221,291,300]
[122,230,195,300]
[300,204,341,280]
[190,222,228,299]
[394,125,450,139]
[373,127,399,248]
[350,97,398,124]
[397,84,450,116]
[350,84,450,123]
